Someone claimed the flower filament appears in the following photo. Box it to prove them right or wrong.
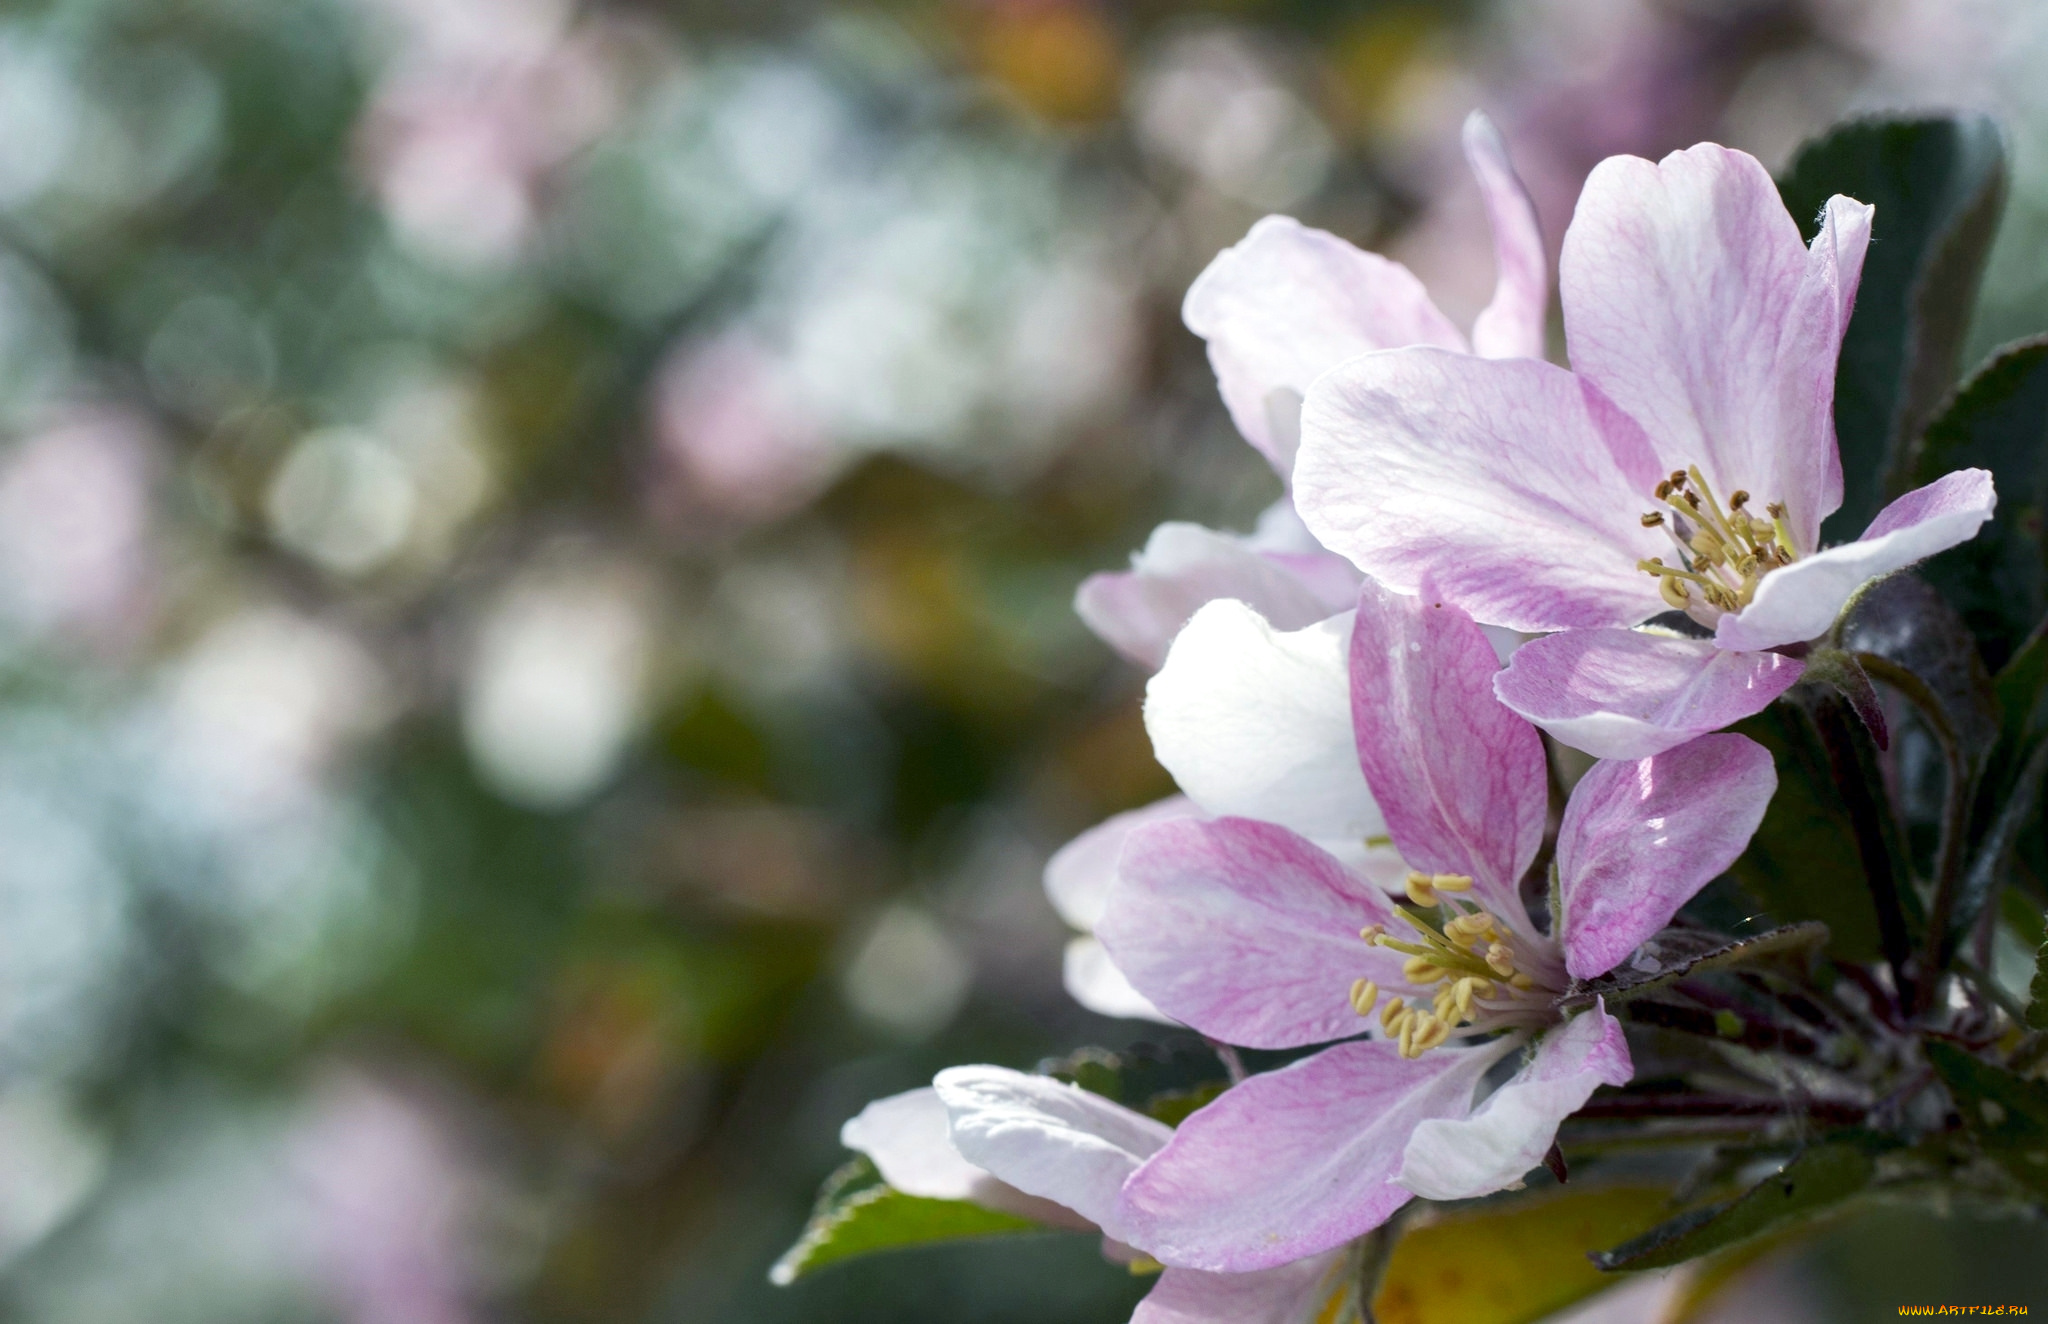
[1636,466,1796,618]
[1353,871,1538,1058]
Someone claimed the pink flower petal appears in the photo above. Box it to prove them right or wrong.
[1495,628,1804,759]
[1045,795,1200,931]
[1116,1037,1509,1272]
[1076,522,1346,671]
[1556,734,1777,980]
[1714,468,1998,652]
[1146,601,1388,859]
[1184,216,1466,472]
[935,1066,1172,1245]
[841,1087,1090,1227]
[1296,349,1667,632]
[1348,580,1546,921]
[1561,145,1871,552]
[1463,112,1547,362]
[1397,1004,1631,1200]
[1099,817,1405,1049]
[1135,1253,1352,1324]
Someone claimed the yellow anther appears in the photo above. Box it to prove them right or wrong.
[1511,972,1536,991]
[1485,942,1517,978]
[1445,913,1496,944]
[1380,996,1407,1030]
[1349,979,1379,1017]
[1399,1011,1451,1057]
[1404,872,1439,906]
[1359,924,1386,945]
[1430,873,1473,893]
[1660,575,1692,609]
[1453,977,1478,1020]
[1402,956,1449,984]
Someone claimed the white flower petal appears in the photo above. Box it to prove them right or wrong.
[1063,935,1173,1024]
[936,1065,1172,1244]
[1144,601,1383,854]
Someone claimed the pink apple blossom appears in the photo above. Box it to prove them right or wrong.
[1089,581,1775,1272]
[1056,114,1549,1015]
[834,1072,1360,1322]
[1074,111,1544,672]
[1293,141,1996,758]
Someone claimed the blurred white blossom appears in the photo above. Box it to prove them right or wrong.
[461,561,652,809]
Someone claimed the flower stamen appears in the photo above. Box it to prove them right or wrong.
[1637,466,1799,620]
[1359,898,1544,1055]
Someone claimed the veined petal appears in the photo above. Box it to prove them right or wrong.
[1184,216,1467,471]
[841,1087,1087,1226]
[1116,1038,1509,1272]
[1349,580,1546,920]
[1713,468,1997,652]
[1782,194,1872,542]
[1296,349,1667,632]
[1099,817,1405,1049]
[1464,112,1547,362]
[1397,1004,1630,1200]
[1495,628,1803,759]
[936,1065,1172,1245]
[1136,1253,1355,1324]
[1045,796,1200,931]
[1076,522,1344,671]
[1560,145,1870,550]
[1145,601,1384,851]
[1556,734,1777,981]
[1063,936,1172,1024]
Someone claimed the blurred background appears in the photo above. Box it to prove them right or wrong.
[0,0,2044,1320]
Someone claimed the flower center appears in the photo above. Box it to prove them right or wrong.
[1634,466,1797,620]
[1348,871,1542,1058]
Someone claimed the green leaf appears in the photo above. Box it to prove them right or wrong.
[1978,619,2048,835]
[1992,620,2048,782]
[1373,1185,1672,1324]
[769,1157,1046,1285]
[1591,1140,1879,1271]
[1559,922,1828,1010]
[1729,702,1887,962]
[1801,646,1890,749]
[1949,738,2048,964]
[1839,574,2000,772]
[1914,339,2048,668]
[1040,1042,1231,1125]
[1778,114,2006,543]
[1925,1039,2048,1196]
[1943,624,2048,968]
[2029,925,2048,1031]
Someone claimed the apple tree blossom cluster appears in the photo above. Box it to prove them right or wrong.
[776,109,2048,1321]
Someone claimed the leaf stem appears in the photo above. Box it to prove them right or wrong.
[1858,651,1979,1010]
[1808,693,1921,1011]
